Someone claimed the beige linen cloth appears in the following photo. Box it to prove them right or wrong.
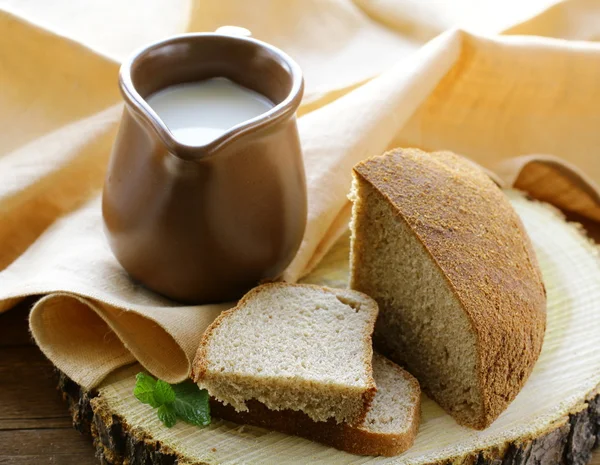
[1,0,600,389]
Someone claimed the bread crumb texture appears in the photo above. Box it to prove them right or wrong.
[193,283,378,425]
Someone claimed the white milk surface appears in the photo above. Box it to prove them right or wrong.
[146,78,274,146]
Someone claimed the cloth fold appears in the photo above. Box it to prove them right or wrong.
[1,0,600,389]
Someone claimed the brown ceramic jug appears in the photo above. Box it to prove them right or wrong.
[102,31,306,304]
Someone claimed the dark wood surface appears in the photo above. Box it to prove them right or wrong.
[2,289,600,464]
[0,301,97,465]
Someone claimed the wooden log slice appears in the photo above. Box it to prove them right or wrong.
[57,191,600,464]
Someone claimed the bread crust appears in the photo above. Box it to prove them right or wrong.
[210,354,421,457]
[352,148,547,429]
[192,283,378,425]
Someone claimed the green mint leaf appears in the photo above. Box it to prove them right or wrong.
[172,381,211,427]
[133,372,160,408]
[154,379,176,405]
[157,404,177,428]
[133,374,211,428]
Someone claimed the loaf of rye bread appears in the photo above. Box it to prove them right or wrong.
[349,148,546,429]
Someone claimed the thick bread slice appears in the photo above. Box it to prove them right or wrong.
[211,353,421,457]
[350,148,546,430]
[192,283,378,425]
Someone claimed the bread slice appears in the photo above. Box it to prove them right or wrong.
[350,148,546,430]
[192,283,378,425]
[211,353,421,457]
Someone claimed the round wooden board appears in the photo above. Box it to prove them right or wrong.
[59,191,600,465]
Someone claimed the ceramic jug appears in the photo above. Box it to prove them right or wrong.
[102,32,306,303]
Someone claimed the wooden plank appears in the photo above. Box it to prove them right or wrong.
[0,306,97,464]
[0,417,73,430]
[0,429,97,465]
[0,457,97,465]
[0,299,36,347]
[0,346,71,422]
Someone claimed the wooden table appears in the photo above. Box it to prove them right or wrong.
[0,301,96,464]
[1,299,599,465]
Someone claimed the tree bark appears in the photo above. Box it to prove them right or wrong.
[57,371,599,465]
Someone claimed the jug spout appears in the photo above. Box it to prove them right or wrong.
[103,32,306,303]
[117,31,303,161]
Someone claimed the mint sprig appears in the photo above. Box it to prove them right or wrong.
[133,372,211,428]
